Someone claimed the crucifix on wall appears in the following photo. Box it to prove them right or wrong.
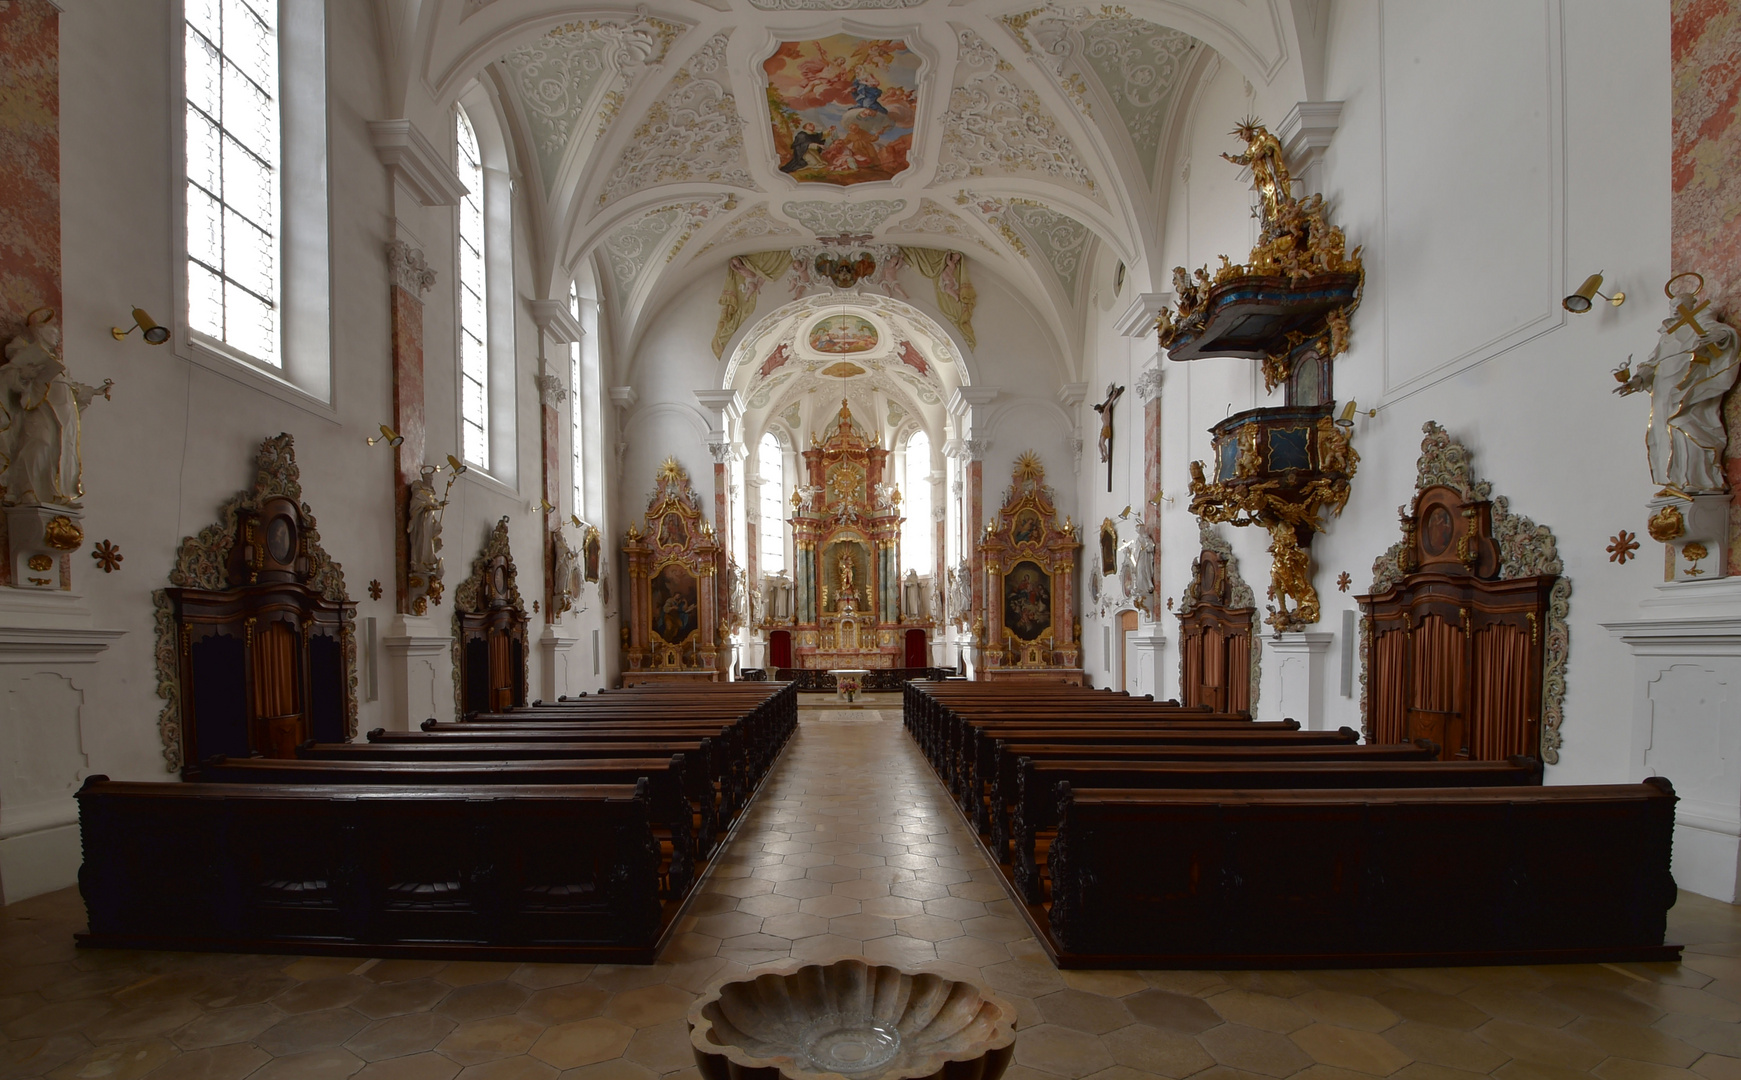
[1091,382,1125,492]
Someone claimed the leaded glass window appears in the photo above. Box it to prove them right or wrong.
[185,0,280,365]
[759,433,785,575]
[456,108,488,469]
[570,283,584,519]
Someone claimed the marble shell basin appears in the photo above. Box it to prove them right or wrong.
[687,958,1017,1080]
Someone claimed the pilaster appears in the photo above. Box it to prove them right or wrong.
[381,614,450,731]
[1259,632,1333,728]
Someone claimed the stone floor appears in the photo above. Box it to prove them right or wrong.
[5,695,1741,1080]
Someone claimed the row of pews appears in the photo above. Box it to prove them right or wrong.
[76,683,797,962]
[904,681,1681,969]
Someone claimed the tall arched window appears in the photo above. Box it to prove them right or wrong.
[903,430,932,576]
[759,433,786,575]
[456,107,488,469]
[569,282,584,519]
[184,0,280,365]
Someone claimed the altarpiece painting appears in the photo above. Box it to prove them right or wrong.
[623,459,724,680]
[977,453,1082,680]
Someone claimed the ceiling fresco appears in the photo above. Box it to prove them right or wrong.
[764,35,922,186]
[396,0,1316,370]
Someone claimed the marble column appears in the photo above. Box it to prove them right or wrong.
[386,242,435,613]
[0,0,59,347]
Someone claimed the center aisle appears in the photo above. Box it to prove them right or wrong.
[665,702,1044,979]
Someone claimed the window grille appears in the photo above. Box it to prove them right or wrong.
[457,108,488,469]
[185,0,280,365]
[759,433,785,575]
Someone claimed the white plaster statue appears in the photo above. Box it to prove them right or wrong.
[1118,531,1156,613]
[552,528,582,616]
[0,309,111,508]
[407,467,444,578]
[1616,287,1741,495]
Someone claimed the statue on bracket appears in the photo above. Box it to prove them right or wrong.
[0,308,113,589]
[549,524,582,620]
[405,466,446,614]
[1613,273,1740,579]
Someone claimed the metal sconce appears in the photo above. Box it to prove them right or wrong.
[1564,273,1625,314]
[111,307,170,345]
[366,424,404,448]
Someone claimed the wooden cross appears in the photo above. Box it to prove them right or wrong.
[1091,382,1125,493]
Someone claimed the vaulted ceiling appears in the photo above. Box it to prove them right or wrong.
[371,0,1327,373]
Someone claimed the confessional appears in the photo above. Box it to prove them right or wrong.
[453,517,529,717]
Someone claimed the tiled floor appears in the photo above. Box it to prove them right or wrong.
[5,696,1741,1080]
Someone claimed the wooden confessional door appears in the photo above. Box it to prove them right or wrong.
[1361,485,1553,761]
[250,620,304,758]
[904,629,928,668]
[769,630,793,669]
[1179,608,1253,713]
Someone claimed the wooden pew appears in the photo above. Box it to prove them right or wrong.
[298,739,732,849]
[197,755,701,897]
[1043,779,1680,967]
[75,776,669,961]
[1009,756,1544,902]
[980,740,1441,856]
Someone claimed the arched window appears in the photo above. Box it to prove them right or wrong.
[456,107,488,470]
[759,433,786,575]
[184,0,281,364]
[569,282,584,519]
[903,430,932,576]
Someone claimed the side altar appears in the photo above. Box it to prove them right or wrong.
[621,458,723,682]
[787,402,905,670]
[978,453,1083,682]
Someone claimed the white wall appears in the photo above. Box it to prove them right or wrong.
[0,0,612,903]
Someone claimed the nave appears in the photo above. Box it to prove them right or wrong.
[5,698,1741,1080]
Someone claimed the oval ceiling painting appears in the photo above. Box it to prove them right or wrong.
[810,314,879,354]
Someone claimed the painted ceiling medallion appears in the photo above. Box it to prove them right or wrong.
[811,315,879,354]
[765,35,920,186]
[820,361,869,378]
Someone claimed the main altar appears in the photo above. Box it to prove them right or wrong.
[786,402,905,669]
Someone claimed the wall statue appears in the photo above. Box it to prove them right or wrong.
[551,526,582,619]
[1615,279,1741,494]
[0,309,111,508]
[1117,530,1155,614]
[406,466,445,614]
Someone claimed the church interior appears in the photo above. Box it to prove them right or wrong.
[4,0,1741,1077]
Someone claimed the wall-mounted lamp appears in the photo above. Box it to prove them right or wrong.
[1564,272,1625,314]
[111,307,170,345]
[444,454,468,476]
[366,424,404,448]
[571,514,584,530]
[540,499,556,515]
[1336,401,1377,428]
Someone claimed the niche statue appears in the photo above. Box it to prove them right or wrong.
[0,309,112,508]
[406,466,445,613]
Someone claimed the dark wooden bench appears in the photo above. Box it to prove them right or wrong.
[197,755,701,895]
[1042,779,1680,967]
[1010,756,1544,902]
[980,740,1442,856]
[75,776,669,962]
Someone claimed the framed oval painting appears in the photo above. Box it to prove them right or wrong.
[809,315,878,354]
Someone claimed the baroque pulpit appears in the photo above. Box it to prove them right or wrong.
[977,453,1083,683]
[787,402,905,669]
